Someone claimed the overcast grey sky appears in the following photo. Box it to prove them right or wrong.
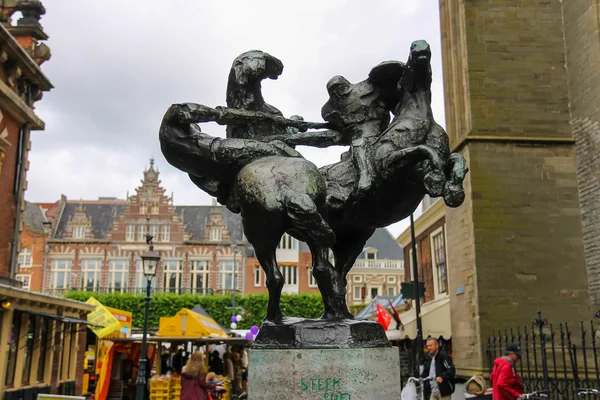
[26,0,445,237]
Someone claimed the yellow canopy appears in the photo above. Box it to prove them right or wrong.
[157,308,228,338]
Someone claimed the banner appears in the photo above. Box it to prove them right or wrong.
[86,297,122,338]
[106,305,133,338]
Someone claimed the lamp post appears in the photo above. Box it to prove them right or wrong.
[41,221,51,294]
[409,213,424,364]
[136,232,160,400]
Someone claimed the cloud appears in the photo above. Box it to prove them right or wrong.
[27,0,444,237]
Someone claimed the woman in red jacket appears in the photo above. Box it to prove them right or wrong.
[180,352,218,400]
[490,344,525,399]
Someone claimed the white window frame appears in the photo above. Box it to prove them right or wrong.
[191,259,210,292]
[163,259,183,292]
[219,260,237,290]
[139,203,147,214]
[281,265,298,286]
[254,265,261,287]
[137,225,147,242]
[388,287,396,297]
[18,247,32,267]
[50,258,72,289]
[16,274,31,290]
[430,227,448,299]
[126,225,135,242]
[161,225,170,242]
[210,227,222,242]
[353,275,362,283]
[278,233,297,250]
[149,225,159,241]
[308,267,317,288]
[109,259,129,292]
[353,286,362,301]
[387,276,396,284]
[72,226,86,239]
[151,203,159,215]
[80,258,102,291]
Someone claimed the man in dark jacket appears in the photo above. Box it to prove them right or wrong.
[490,343,524,399]
[421,337,455,400]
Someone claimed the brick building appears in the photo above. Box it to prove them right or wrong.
[438,0,599,376]
[21,160,403,305]
[0,2,95,399]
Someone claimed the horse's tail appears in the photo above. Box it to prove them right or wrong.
[283,193,336,248]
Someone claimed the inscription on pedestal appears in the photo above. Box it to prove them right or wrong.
[248,348,401,400]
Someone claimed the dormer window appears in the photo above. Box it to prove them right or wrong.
[73,226,86,239]
[210,227,222,241]
[18,248,32,267]
[151,203,159,214]
[367,252,376,260]
[140,203,147,214]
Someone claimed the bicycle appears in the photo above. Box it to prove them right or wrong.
[576,387,600,398]
[405,376,432,400]
[521,390,549,399]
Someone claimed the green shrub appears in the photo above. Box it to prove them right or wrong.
[65,291,324,329]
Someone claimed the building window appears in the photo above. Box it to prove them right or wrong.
[126,225,135,242]
[140,203,147,214]
[149,225,159,241]
[387,276,396,284]
[367,252,376,260]
[151,203,159,214]
[370,287,379,299]
[210,227,222,241]
[353,275,362,283]
[81,258,102,291]
[278,233,297,250]
[308,267,317,288]
[22,313,37,384]
[163,260,182,292]
[135,260,156,293]
[161,225,170,242]
[432,230,447,295]
[254,266,261,287]
[280,265,298,286]
[72,226,86,239]
[191,260,209,293]
[37,318,50,383]
[50,258,72,289]
[18,247,32,267]
[388,287,396,296]
[5,311,22,386]
[15,274,31,290]
[109,260,129,292]
[138,224,147,242]
[353,287,362,301]
[219,260,237,290]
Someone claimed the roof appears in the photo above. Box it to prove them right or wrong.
[22,201,47,234]
[54,201,126,239]
[361,228,403,259]
[175,206,244,242]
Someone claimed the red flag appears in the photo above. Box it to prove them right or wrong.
[388,299,402,328]
[376,303,392,331]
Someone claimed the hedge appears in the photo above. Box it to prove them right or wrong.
[65,291,325,329]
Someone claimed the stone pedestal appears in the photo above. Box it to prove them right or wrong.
[248,347,401,400]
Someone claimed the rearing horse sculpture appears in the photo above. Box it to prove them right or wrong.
[158,41,467,325]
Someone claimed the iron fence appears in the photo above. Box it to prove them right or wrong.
[45,287,214,296]
[486,312,600,399]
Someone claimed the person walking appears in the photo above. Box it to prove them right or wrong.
[490,344,525,400]
[421,337,456,400]
[180,352,218,400]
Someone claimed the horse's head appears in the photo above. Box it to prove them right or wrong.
[228,50,284,87]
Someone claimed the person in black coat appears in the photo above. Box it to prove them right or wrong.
[209,350,225,376]
[420,337,456,400]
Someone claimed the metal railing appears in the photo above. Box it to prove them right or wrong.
[0,276,24,288]
[353,259,403,269]
[486,312,600,400]
[45,287,214,296]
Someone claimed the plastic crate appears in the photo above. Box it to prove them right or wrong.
[150,380,170,389]
[150,388,169,395]
[149,395,168,400]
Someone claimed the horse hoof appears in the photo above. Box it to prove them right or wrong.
[424,170,445,197]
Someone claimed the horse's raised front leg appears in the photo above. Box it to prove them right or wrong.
[385,144,446,196]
